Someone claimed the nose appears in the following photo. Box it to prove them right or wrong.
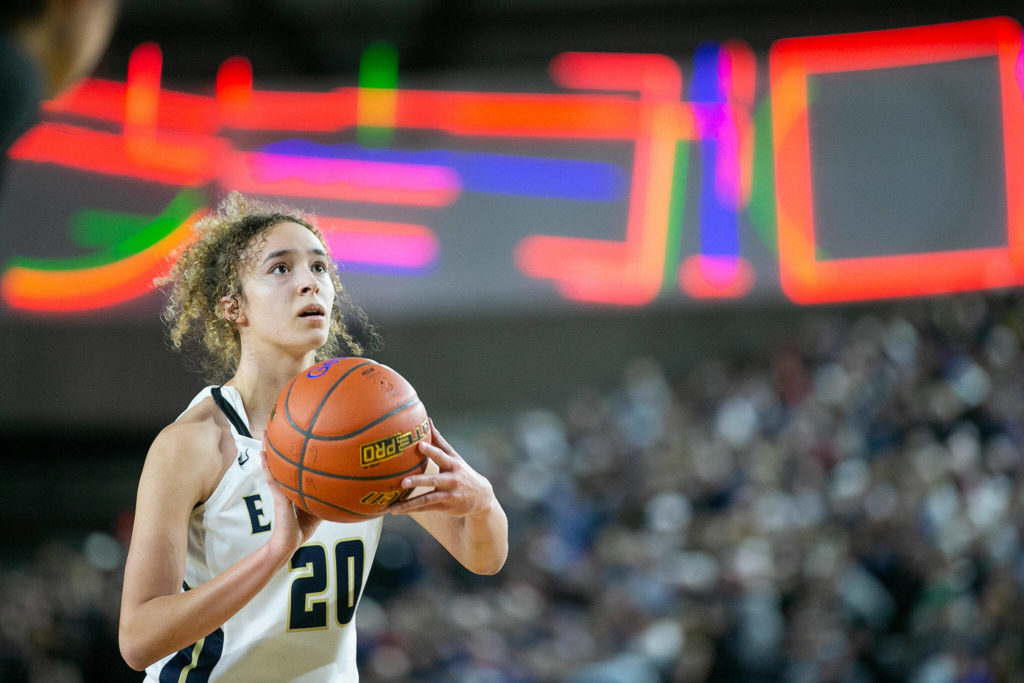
[299,270,320,295]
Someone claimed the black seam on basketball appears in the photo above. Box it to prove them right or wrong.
[265,431,295,464]
[304,493,379,519]
[268,430,424,481]
[280,377,312,514]
[286,360,376,512]
[303,397,422,441]
[304,459,426,482]
[305,361,379,436]
[282,361,377,439]
[271,478,378,520]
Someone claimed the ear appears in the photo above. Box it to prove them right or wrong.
[220,295,247,326]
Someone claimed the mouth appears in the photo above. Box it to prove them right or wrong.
[298,303,326,319]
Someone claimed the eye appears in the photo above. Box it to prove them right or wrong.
[312,261,329,274]
[270,263,289,274]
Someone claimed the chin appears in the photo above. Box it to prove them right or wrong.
[307,331,331,350]
[285,333,330,358]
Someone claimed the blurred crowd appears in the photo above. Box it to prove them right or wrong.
[4,292,1024,682]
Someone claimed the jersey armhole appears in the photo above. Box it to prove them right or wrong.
[211,386,253,438]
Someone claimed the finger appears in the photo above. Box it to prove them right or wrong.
[428,419,456,455]
[260,450,272,479]
[295,506,321,527]
[260,450,285,491]
[401,471,454,491]
[389,491,451,515]
[259,432,269,469]
[418,439,457,468]
[261,460,283,494]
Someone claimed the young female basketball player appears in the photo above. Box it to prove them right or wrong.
[118,193,508,680]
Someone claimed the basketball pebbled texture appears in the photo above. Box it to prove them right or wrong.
[265,357,430,523]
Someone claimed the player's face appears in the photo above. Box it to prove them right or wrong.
[236,221,336,357]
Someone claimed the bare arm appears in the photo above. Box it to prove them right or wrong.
[118,423,319,670]
[388,421,508,575]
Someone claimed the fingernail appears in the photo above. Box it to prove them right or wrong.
[401,479,411,488]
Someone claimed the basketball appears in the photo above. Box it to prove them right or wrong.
[264,357,431,523]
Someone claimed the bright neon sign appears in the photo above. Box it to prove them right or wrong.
[2,16,1023,313]
[770,18,1024,303]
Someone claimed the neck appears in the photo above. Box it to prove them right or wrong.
[226,347,317,435]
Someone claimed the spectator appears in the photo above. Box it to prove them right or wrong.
[1,0,118,171]
[6,291,1024,681]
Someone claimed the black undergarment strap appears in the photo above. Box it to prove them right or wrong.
[211,386,252,438]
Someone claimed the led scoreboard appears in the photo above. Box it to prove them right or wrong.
[2,16,1023,317]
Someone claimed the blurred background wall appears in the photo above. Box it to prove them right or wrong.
[3,1,1024,681]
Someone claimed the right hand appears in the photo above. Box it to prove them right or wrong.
[261,433,321,559]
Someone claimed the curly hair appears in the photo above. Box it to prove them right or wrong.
[158,192,376,383]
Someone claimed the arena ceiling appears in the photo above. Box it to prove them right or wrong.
[99,0,1024,83]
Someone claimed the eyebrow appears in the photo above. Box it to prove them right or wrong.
[262,247,328,263]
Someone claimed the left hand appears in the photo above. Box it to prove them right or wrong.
[388,419,496,518]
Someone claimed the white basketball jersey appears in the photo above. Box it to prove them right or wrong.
[144,386,382,683]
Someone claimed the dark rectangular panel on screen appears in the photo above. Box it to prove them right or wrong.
[808,56,1007,259]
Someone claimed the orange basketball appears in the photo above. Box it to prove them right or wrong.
[265,357,431,523]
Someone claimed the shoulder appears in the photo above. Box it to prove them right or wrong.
[153,397,222,458]
[145,397,236,504]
